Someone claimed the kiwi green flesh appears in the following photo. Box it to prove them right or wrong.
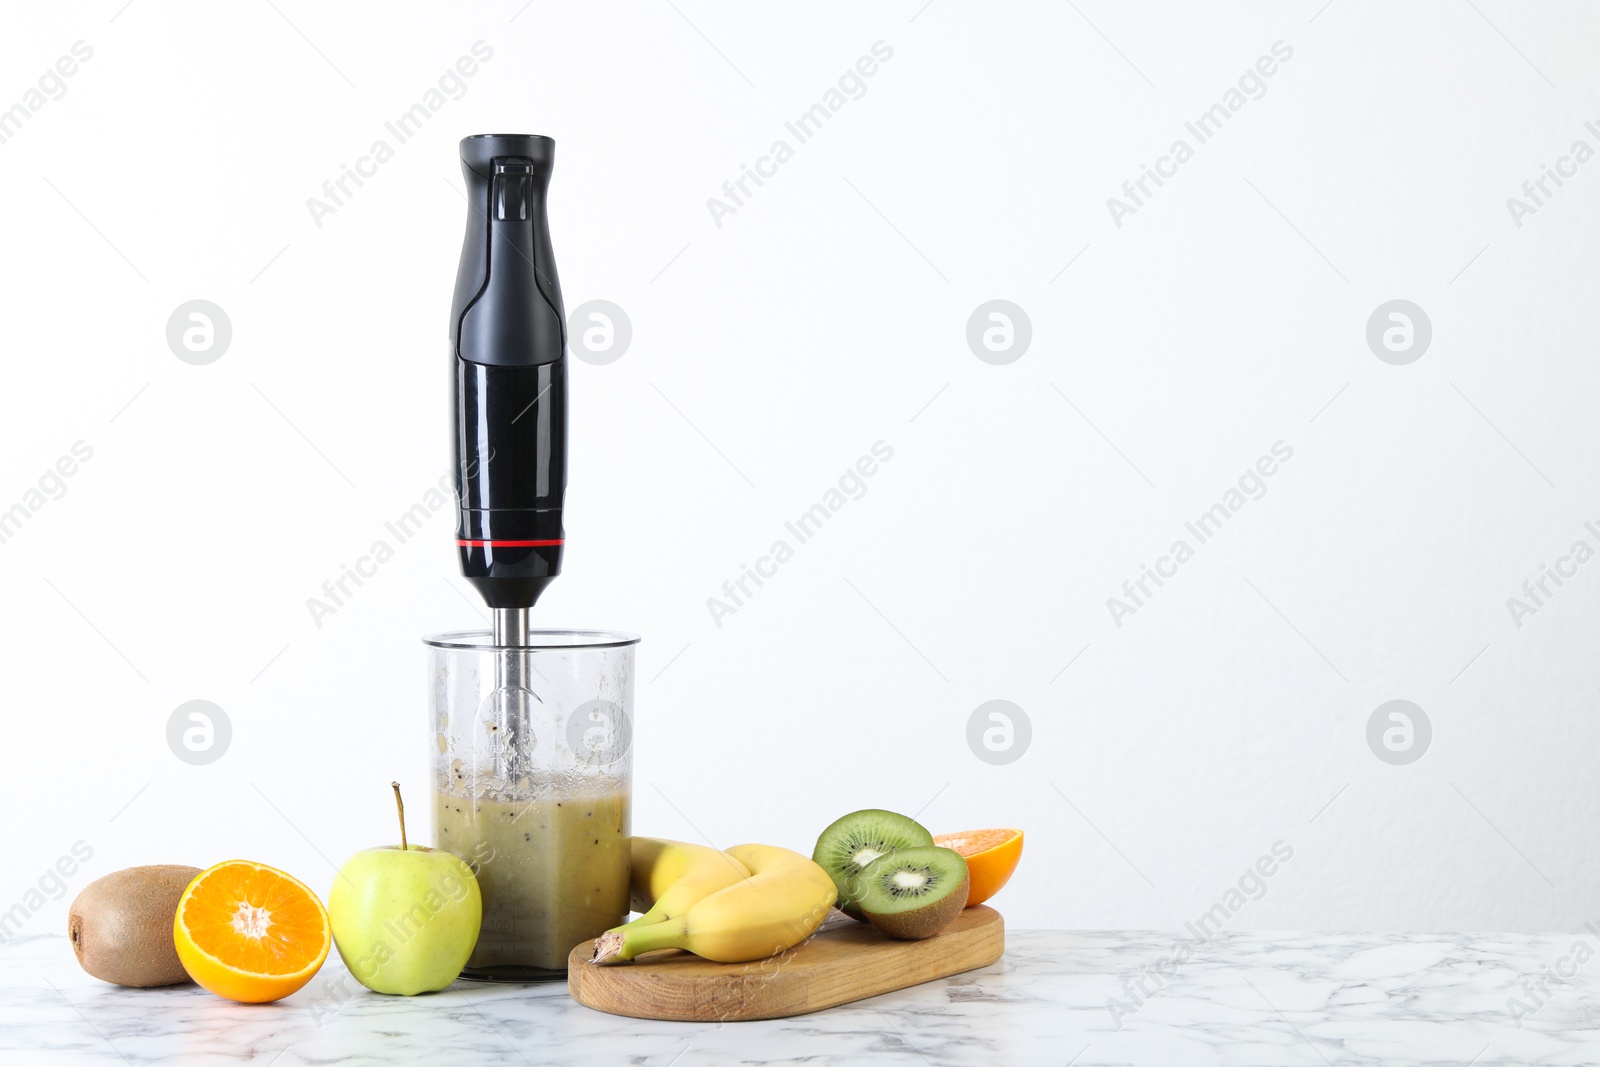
[811,809,934,911]
[852,846,967,915]
[69,865,200,987]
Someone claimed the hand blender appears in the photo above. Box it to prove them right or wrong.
[450,134,566,780]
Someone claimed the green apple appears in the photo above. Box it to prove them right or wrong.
[328,783,481,995]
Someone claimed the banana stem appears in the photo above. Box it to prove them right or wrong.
[589,930,626,965]
[590,917,687,964]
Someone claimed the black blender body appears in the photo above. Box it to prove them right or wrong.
[451,134,567,616]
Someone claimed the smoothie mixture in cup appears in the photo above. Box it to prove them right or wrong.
[426,629,637,978]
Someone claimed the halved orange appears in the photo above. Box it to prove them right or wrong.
[173,860,331,1003]
[933,829,1023,907]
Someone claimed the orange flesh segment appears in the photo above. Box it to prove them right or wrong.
[180,862,327,975]
[934,828,1018,856]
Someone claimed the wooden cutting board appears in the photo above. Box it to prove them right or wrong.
[566,905,1004,1022]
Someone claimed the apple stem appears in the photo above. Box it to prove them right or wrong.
[392,780,408,851]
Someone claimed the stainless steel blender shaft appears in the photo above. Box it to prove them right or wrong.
[493,608,530,647]
[492,608,535,780]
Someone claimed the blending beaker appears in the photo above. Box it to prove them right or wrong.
[425,628,638,979]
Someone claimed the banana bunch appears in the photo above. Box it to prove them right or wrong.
[592,838,837,965]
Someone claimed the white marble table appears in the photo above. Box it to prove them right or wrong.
[6,929,1600,1065]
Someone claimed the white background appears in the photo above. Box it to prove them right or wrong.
[3,0,1599,937]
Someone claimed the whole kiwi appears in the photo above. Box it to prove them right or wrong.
[69,865,200,987]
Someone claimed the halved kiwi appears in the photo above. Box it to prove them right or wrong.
[852,845,969,940]
[812,809,934,918]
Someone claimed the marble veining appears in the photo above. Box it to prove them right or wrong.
[6,930,1600,1065]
